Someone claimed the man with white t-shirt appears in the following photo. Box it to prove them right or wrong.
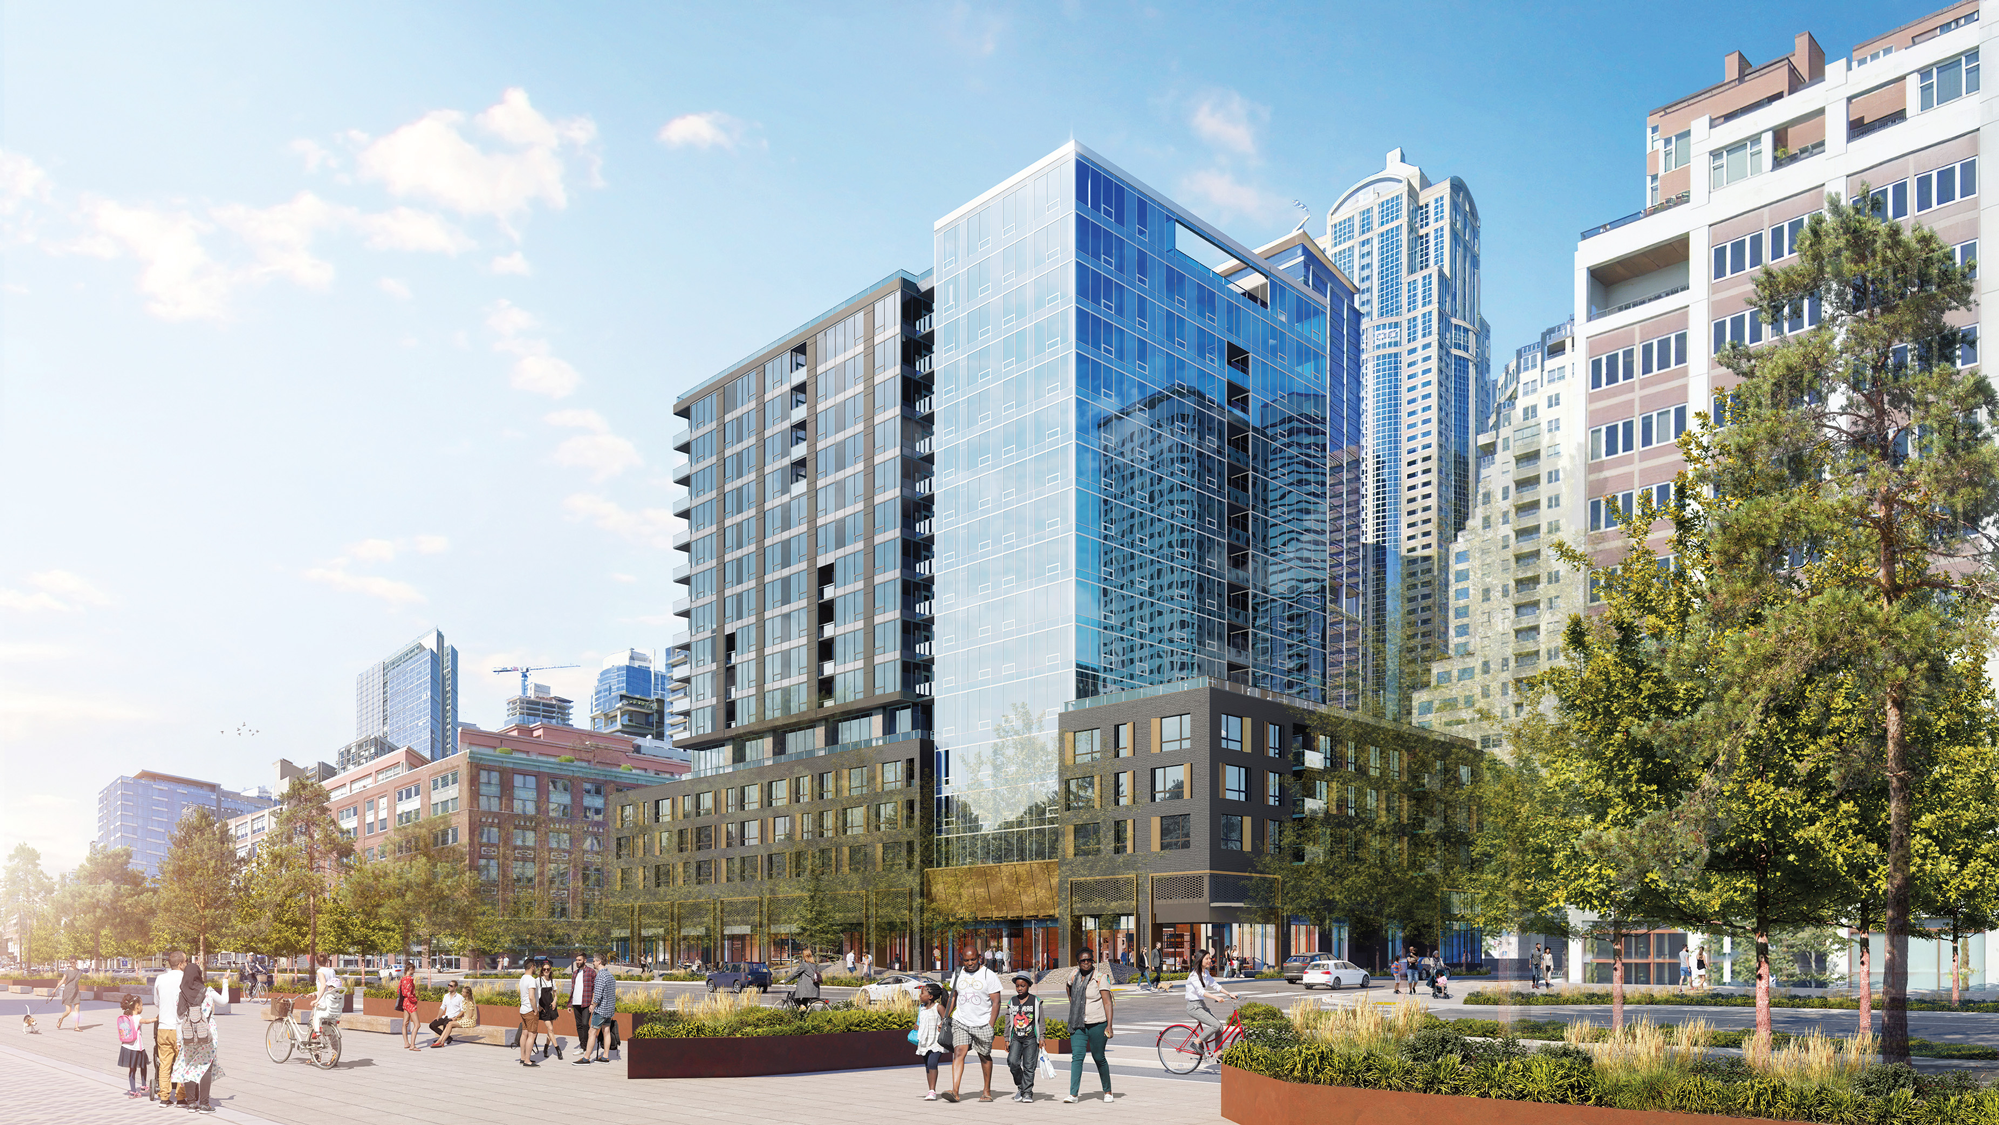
[151,951,186,1106]
[945,948,1003,1103]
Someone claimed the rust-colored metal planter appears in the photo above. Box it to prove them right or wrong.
[1220,1065,1772,1125]
[626,1029,916,1079]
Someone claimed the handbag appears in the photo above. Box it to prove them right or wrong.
[907,1028,920,1045]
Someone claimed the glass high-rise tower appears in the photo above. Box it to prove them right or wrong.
[355,628,460,762]
[928,143,1360,867]
[1321,150,1491,715]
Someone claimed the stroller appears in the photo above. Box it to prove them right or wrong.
[1428,966,1452,999]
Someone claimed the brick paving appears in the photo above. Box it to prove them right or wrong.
[0,995,1226,1125]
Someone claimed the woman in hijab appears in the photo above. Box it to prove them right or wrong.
[171,963,222,1114]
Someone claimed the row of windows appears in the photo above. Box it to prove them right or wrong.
[1590,483,1676,532]
[1591,330,1688,389]
[1588,404,1686,461]
[640,841,919,888]
[636,800,918,856]
[618,760,916,827]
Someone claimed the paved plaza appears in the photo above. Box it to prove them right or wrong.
[0,994,1225,1125]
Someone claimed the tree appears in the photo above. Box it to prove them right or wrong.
[2,844,54,969]
[270,775,353,969]
[52,843,151,965]
[1688,194,1999,1060]
[230,842,309,964]
[153,807,241,962]
[1913,733,1999,1009]
[793,856,846,958]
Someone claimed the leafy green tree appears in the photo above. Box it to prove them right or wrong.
[230,841,309,963]
[793,856,846,958]
[2,844,54,969]
[1687,193,1999,1061]
[271,775,353,968]
[51,843,150,965]
[153,807,240,962]
[1913,734,1999,1008]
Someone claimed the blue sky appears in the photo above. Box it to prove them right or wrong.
[0,0,1902,871]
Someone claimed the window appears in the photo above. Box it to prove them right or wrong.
[477,858,498,882]
[478,826,499,845]
[1220,715,1243,752]
[582,782,605,821]
[1712,231,1763,279]
[432,826,459,848]
[1866,181,1909,221]
[511,773,537,815]
[846,767,869,796]
[1712,310,1764,353]
[1159,814,1191,850]
[1709,136,1763,190]
[547,778,572,819]
[1661,129,1692,172]
[772,815,792,842]
[1065,776,1097,810]
[1590,348,1635,389]
[1267,723,1282,758]
[1112,820,1131,854]
[1267,772,1284,807]
[1112,772,1131,805]
[1769,214,1813,259]
[1073,822,1102,857]
[842,806,866,834]
[1957,239,1980,278]
[1640,405,1688,449]
[1589,419,1635,460]
[1640,330,1687,374]
[767,779,788,807]
[1591,491,1635,531]
[1113,724,1131,757]
[1151,765,1187,801]
[1224,765,1248,802]
[1916,158,1978,212]
[874,801,899,831]
[1073,728,1102,763]
[429,770,459,792]
[1219,816,1244,851]
[1160,714,1191,752]
[512,860,536,887]
[428,796,458,817]
[739,783,760,811]
[1772,293,1823,336]
[478,769,501,812]
[1920,50,1980,110]
[547,830,571,850]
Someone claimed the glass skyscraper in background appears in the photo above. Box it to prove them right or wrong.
[591,648,672,739]
[354,628,460,762]
[927,143,1361,867]
[1321,150,1491,716]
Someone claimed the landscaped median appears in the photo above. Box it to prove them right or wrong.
[1215,997,1999,1125]
[1465,985,1999,1014]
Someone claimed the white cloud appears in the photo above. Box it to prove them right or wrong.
[355,88,597,231]
[547,409,641,480]
[378,277,412,299]
[290,138,335,174]
[211,191,342,290]
[303,566,426,605]
[657,112,761,152]
[0,569,114,612]
[1190,90,1267,158]
[1178,168,1286,223]
[0,150,53,244]
[486,298,580,397]
[561,493,678,549]
[77,199,235,321]
[490,250,531,275]
[348,538,398,562]
[350,207,473,254]
[610,573,638,584]
[412,535,450,554]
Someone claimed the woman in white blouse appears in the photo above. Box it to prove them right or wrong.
[1182,950,1237,1054]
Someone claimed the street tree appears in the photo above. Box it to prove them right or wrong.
[267,775,353,969]
[153,807,241,962]
[1687,193,1999,1060]
[2,844,55,970]
[52,843,151,965]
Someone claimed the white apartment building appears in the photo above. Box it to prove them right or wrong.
[1411,319,1585,750]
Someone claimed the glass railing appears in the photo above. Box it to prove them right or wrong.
[1581,191,1691,240]
[1850,110,1907,142]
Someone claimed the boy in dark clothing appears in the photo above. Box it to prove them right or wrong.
[1003,972,1043,1102]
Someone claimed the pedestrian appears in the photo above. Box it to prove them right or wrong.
[1134,945,1151,991]
[397,965,421,1051]
[915,982,948,1101]
[1679,945,1693,990]
[1150,942,1163,990]
[117,995,150,1098]
[585,953,618,1063]
[1391,954,1406,995]
[845,948,857,976]
[534,958,563,1061]
[1541,946,1556,990]
[54,957,83,1032]
[1056,948,1116,1104]
[932,945,943,974]
[1002,972,1043,1103]
[862,951,874,979]
[428,981,463,1047]
[1695,947,1709,990]
[152,950,187,1106]
[1529,944,1543,989]
[567,953,594,1060]
[516,959,541,1068]
[945,947,1002,1103]
[170,962,220,1115]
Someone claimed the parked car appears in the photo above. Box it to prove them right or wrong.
[1299,959,1370,990]
[859,972,937,1004]
[704,962,771,993]
[1282,952,1333,984]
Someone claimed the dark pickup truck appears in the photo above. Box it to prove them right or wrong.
[704,961,771,993]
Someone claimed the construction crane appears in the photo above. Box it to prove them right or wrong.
[492,664,581,697]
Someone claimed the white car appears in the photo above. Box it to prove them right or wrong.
[1298,959,1370,989]
[860,972,937,1003]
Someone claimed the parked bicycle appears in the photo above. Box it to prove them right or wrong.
[264,997,341,1069]
[1155,1008,1245,1074]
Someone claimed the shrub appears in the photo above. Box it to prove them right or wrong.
[1045,1019,1069,1041]
[1238,1001,1284,1022]
[1464,987,1999,1014]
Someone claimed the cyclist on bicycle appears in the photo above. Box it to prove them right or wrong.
[1183,950,1237,1057]
[780,947,823,1011]
[309,954,343,1039]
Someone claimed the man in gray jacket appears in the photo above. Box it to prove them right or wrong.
[583,953,618,1062]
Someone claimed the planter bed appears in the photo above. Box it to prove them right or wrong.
[627,1028,915,1079]
[1222,1064,1772,1125]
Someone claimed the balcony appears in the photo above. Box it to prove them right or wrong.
[1849,109,1907,142]
[1586,233,1690,321]
[1581,192,1690,240]
[915,313,934,334]
[1591,284,1690,321]
[1771,138,1826,170]
[914,395,934,415]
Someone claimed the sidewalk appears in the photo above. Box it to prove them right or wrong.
[0,996,1225,1125]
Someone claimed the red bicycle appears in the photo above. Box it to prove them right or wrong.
[1156,1007,1244,1074]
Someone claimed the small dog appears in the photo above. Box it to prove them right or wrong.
[22,1013,40,1034]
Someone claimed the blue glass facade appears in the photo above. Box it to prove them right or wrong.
[928,144,1360,866]
[356,629,460,761]
[96,771,274,877]
[593,658,666,717]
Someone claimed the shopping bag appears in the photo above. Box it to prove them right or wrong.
[1038,1052,1057,1080]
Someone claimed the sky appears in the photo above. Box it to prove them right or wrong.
[0,0,1904,873]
